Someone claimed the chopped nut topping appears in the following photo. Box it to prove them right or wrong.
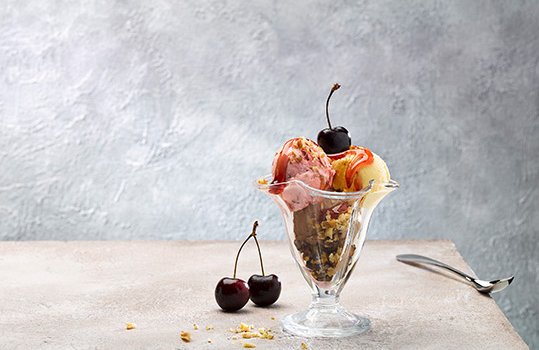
[180,331,191,343]
[294,202,357,281]
[301,341,309,349]
[243,343,256,348]
[125,323,136,330]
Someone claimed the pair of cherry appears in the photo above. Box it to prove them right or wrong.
[215,221,281,312]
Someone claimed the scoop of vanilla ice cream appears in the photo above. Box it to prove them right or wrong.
[356,153,390,189]
[331,149,390,192]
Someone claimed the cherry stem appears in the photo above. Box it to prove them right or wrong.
[251,222,265,276]
[233,221,259,278]
[325,83,341,130]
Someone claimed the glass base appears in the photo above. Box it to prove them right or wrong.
[281,302,370,338]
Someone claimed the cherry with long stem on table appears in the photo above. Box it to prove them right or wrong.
[248,222,281,307]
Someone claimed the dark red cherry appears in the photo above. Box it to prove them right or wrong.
[248,223,281,307]
[317,126,351,154]
[215,277,250,312]
[248,274,281,307]
[317,83,352,154]
[214,221,259,312]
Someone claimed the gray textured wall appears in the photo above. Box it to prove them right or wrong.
[0,0,537,347]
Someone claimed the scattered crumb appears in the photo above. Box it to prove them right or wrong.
[301,342,308,349]
[243,343,256,348]
[207,338,212,343]
[229,323,275,341]
[271,316,276,320]
[239,323,252,332]
[258,328,274,340]
[231,336,238,340]
[257,178,268,185]
[126,323,136,330]
[205,325,214,331]
[180,331,191,343]
[193,323,199,330]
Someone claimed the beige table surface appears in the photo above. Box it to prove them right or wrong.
[0,240,527,350]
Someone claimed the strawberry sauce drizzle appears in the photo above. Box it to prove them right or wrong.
[344,148,374,189]
[269,139,296,194]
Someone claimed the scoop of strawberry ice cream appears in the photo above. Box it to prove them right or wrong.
[271,137,335,211]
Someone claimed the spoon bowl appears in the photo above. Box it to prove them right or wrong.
[472,276,514,294]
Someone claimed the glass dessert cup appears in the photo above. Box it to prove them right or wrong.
[257,176,399,337]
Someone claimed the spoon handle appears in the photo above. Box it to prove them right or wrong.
[396,254,475,283]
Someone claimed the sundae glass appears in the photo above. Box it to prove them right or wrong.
[257,175,398,337]
[256,83,398,337]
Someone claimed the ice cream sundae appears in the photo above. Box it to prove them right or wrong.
[258,84,394,284]
[257,83,398,337]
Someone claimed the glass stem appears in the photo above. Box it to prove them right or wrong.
[311,287,340,308]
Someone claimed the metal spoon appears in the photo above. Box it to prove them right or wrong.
[396,254,514,294]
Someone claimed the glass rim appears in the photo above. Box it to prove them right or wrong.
[256,174,399,199]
